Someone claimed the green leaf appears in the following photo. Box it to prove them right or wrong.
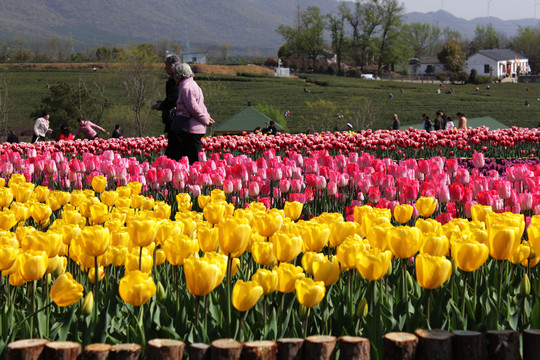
[531,300,540,328]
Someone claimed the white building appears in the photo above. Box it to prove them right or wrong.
[408,57,445,76]
[182,52,206,64]
[466,49,530,79]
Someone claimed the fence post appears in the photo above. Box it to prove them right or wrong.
[6,339,49,360]
[338,336,370,360]
[414,329,452,360]
[382,332,418,360]
[276,338,304,360]
[82,343,112,360]
[147,339,185,360]
[452,330,483,360]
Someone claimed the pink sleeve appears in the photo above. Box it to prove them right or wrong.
[182,87,210,126]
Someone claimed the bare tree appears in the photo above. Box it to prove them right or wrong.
[121,44,158,137]
[76,75,109,125]
[0,76,10,136]
[345,97,377,130]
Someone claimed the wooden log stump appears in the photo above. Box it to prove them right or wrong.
[211,339,243,360]
[382,332,418,360]
[146,339,185,360]
[304,335,337,360]
[523,329,540,360]
[190,343,211,360]
[44,341,82,360]
[452,330,483,360]
[6,339,49,360]
[276,338,304,360]
[109,343,142,360]
[414,329,452,360]
[82,343,112,360]
[241,340,277,360]
[338,336,370,360]
[485,330,520,360]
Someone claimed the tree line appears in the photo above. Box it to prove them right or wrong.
[276,0,540,77]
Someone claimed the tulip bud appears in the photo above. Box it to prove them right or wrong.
[406,271,414,291]
[81,292,94,317]
[386,260,393,276]
[452,260,458,275]
[356,298,368,318]
[298,304,308,321]
[520,274,531,297]
[156,281,167,302]
[47,273,52,285]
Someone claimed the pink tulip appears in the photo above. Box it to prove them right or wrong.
[289,192,306,204]
[248,181,260,197]
[455,168,470,184]
[223,179,234,193]
[327,181,338,196]
[279,179,291,193]
[520,193,533,211]
[385,186,396,201]
[472,152,485,168]
[497,180,512,199]
[438,186,450,203]
[445,158,458,174]
[367,186,381,203]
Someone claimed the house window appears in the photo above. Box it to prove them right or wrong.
[192,57,197,62]
[484,64,490,74]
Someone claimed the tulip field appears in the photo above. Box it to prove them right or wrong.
[1,128,540,358]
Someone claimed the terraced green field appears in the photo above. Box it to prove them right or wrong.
[1,66,539,138]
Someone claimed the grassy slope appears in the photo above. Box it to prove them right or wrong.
[1,66,539,139]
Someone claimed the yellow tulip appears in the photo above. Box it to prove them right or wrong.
[415,218,442,235]
[0,187,14,208]
[197,223,219,252]
[217,215,251,256]
[354,206,391,238]
[8,173,26,187]
[275,262,305,293]
[49,272,83,306]
[81,291,94,316]
[15,226,35,246]
[251,268,278,295]
[140,197,155,211]
[162,233,199,266]
[329,220,357,247]
[29,202,52,225]
[100,191,119,207]
[487,224,521,260]
[21,230,62,258]
[0,244,18,271]
[451,238,488,272]
[49,191,70,207]
[109,245,128,267]
[284,201,303,221]
[69,191,87,208]
[521,240,540,267]
[184,256,223,296]
[420,234,449,257]
[11,182,34,203]
[527,224,540,258]
[253,210,284,238]
[416,196,438,218]
[301,251,325,275]
[366,222,393,251]
[336,236,367,270]
[155,220,182,246]
[299,222,330,252]
[116,198,132,208]
[62,209,83,226]
[119,270,156,306]
[356,248,392,281]
[89,202,110,225]
[154,201,171,220]
[88,266,106,283]
[415,253,452,289]
[393,204,414,224]
[125,246,154,273]
[271,231,302,263]
[203,201,227,225]
[10,271,26,286]
[80,226,110,257]
[46,196,62,212]
[127,181,142,196]
[110,229,130,247]
[127,217,159,247]
[19,249,48,281]
[0,210,18,231]
[203,252,228,284]
[232,280,263,312]
[34,186,50,203]
[91,175,107,193]
[198,194,212,210]
[295,277,325,308]
[176,193,192,212]
[251,240,277,266]
[508,242,531,265]
[47,255,66,275]
[10,202,29,222]
[388,226,422,259]
[470,204,493,223]
[312,256,340,286]
[210,189,226,202]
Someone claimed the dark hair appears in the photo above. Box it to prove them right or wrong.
[60,124,69,135]
[269,121,275,125]
[77,117,84,122]
[42,111,49,117]
[115,124,120,130]
[457,112,464,117]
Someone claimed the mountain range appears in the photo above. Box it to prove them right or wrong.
[1,1,539,56]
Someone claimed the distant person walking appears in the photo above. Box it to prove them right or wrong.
[152,54,180,157]
[167,63,214,164]
[434,110,446,131]
[74,117,108,140]
[457,112,468,130]
[392,114,400,130]
[32,111,52,142]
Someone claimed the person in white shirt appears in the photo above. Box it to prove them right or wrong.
[32,111,52,142]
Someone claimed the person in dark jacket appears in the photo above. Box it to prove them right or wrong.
[111,124,121,138]
[392,114,400,130]
[152,54,180,155]
[6,130,19,143]
[434,110,447,131]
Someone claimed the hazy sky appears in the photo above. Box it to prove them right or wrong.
[401,0,540,20]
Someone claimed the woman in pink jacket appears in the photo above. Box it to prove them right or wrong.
[168,63,214,164]
[74,117,108,140]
